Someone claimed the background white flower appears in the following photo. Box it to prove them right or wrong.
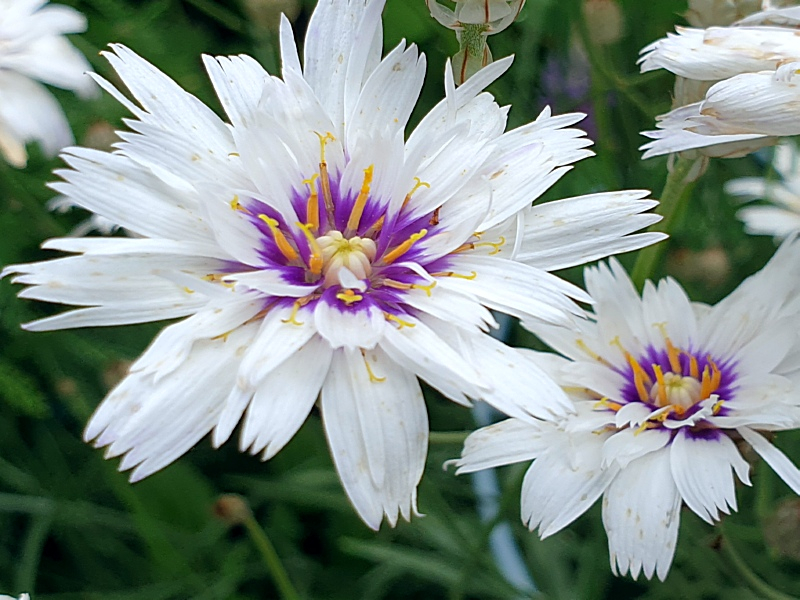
[0,0,96,167]
[638,6,800,159]
[726,141,800,238]
[454,239,800,580]
[3,0,662,529]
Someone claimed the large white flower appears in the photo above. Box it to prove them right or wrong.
[0,0,96,167]
[726,141,800,238]
[638,7,800,158]
[454,240,800,579]
[2,0,663,529]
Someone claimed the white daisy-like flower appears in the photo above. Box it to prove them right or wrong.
[638,7,800,158]
[1,594,30,600]
[0,0,96,167]
[454,239,800,580]
[726,141,800,238]
[2,0,663,529]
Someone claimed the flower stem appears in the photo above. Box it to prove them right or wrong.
[429,431,470,445]
[721,533,795,600]
[243,511,301,600]
[630,156,697,288]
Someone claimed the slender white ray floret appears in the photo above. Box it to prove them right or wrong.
[726,141,800,238]
[639,6,800,158]
[3,0,663,529]
[0,0,96,167]
[454,239,800,580]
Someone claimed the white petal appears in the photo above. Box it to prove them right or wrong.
[321,347,427,529]
[238,335,333,459]
[454,418,551,474]
[314,296,385,350]
[602,427,670,470]
[738,427,800,494]
[602,448,682,581]
[670,429,750,524]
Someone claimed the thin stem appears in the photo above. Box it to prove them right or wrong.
[243,512,301,600]
[429,431,470,445]
[630,156,698,288]
[721,533,795,600]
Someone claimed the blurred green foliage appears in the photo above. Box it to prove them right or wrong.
[1,0,799,598]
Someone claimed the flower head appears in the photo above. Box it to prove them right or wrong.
[0,0,96,167]
[454,240,800,579]
[638,7,800,159]
[3,0,662,529]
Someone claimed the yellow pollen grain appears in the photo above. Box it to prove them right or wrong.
[346,165,374,234]
[382,229,428,264]
[258,215,299,262]
[182,286,195,294]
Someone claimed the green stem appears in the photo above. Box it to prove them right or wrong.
[429,431,470,445]
[243,512,301,600]
[630,156,698,288]
[721,533,796,600]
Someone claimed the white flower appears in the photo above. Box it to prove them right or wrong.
[0,594,30,600]
[726,141,800,237]
[0,0,96,167]
[3,0,662,529]
[638,9,800,158]
[454,240,800,580]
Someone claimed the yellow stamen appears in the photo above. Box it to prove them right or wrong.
[258,215,299,262]
[382,229,428,264]
[432,270,478,280]
[381,278,437,297]
[336,289,363,305]
[699,359,721,400]
[653,364,667,406]
[712,398,724,415]
[182,286,195,294]
[576,339,612,366]
[402,177,430,208]
[281,298,308,326]
[364,215,385,237]
[689,354,699,379]
[230,195,251,214]
[314,132,336,221]
[361,350,386,383]
[665,336,682,373]
[303,174,320,232]
[473,236,506,255]
[593,397,622,412]
[211,330,233,342]
[346,165,374,235]
[385,313,416,329]
[627,354,652,403]
[295,222,324,276]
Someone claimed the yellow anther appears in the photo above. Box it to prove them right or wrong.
[576,339,612,366]
[432,270,478,280]
[382,229,428,264]
[411,280,437,297]
[203,273,235,289]
[653,364,668,407]
[474,236,506,255]
[182,286,195,294]
[346,165,374,235]
[385,312,416,329]
[295,222,324,275]
[336,289,364,305]
[689,354,699,379]
[281,299,306,326]
[634,420,656,436]
[314,132,336,221]
[230,195,250,214]
[665,338,682,374]
[228,152,240,157]
[211,330,233,342]
[361,350,386,383]
[303,174,320,232]
[402,177,430,208]
[593,397,622,412]
[712,398,724,415]
[258,215,299,262]
[699,358,722,401]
